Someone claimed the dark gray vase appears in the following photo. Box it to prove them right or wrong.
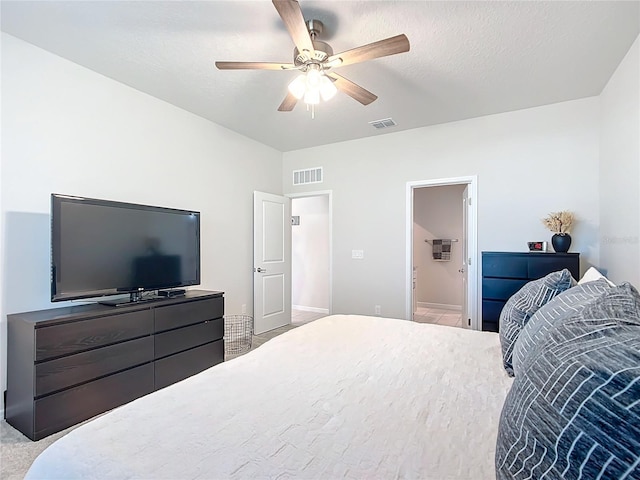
[552,233,571,253]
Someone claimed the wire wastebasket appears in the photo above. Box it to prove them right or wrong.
[224,314,253,358]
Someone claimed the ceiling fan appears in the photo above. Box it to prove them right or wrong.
[215,0,410,112]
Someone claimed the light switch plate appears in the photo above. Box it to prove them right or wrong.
[352,249,364,259]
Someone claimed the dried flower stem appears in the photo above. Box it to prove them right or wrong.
[542,211,575,234]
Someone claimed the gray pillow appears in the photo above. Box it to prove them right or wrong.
[512,277,612,375]
[498,269,573,376]
[496,282,640,479]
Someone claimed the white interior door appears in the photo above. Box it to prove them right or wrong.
[253,191,291,334]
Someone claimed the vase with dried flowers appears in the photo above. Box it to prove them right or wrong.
[542,211,575,253]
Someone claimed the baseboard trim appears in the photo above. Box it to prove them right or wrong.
[292,305,330,314]
[417,302,462,312]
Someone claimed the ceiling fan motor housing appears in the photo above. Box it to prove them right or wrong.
[294,40,333,65]
[293,20,333,66]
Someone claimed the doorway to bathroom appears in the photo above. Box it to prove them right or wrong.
[406,177,478,330]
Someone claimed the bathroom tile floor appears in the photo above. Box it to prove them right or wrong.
[413,306,464,329]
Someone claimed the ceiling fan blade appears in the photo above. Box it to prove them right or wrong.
[326,73,377,105]
[272,0,314,57]
[278,92,298,111]
[215,61,296,70]
[327,34,410,68]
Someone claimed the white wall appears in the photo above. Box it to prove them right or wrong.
[291,195,330,312]
[283,97,600,319]
[599,35,640,287]
[0,34,283,410]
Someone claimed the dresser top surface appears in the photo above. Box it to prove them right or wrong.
[8,290,224,325]
[482,251,579,257]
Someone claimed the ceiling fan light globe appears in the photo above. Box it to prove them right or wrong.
[288,74,307,99]
[303,89,320,105]
[319,75,337,101]
[305,68,322,89]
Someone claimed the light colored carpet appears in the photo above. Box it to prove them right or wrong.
[1,420,75,480]
[1,321,305,479]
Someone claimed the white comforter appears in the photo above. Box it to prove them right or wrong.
[26,315,513,480]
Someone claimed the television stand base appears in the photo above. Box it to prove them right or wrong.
[99,291,156,306]
[158,289,186,298]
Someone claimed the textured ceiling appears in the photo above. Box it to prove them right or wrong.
[2,1,639,152]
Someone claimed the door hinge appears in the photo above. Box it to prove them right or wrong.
[468,257,472,265]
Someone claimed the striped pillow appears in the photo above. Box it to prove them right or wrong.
[498,269,573,376]
[512,277,612,376]
[496,282,640,479]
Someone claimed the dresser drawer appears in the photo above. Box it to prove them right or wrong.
[154,296,223,332]
[33,363,153,440]
[482,278,529,301]
[483,320,499,333]
[154,318,224,360]
[35,336,153,397]
[528,255,579,279]
[482,255,528,278]
[35,310,153,361]
[482,300,506,323]
[155,340,224,390]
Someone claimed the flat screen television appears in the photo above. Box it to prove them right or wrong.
[51,194,200,304]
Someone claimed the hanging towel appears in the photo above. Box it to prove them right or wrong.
[432,239,452,261]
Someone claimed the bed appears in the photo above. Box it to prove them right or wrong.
[25,314,513,479]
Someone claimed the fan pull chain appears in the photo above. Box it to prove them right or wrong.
[305,102,316,119]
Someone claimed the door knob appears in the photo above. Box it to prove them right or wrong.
[256,267,267,273]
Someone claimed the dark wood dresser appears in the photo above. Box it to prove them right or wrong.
[481,252,579,332]
[6,290,224,440]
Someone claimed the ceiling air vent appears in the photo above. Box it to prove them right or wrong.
[369,118,397,129]
[293,167,323,186]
